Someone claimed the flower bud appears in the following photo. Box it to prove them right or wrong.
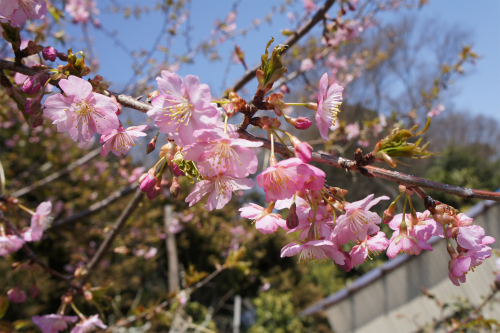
[8,286,26,303]
[290,117,312,130]
[147,136,158,154]
[229,92,246,112]
[160,141,177,160]
[382,202,397,224]
[147,185,162,201]
[290,136,312,163]
[286,202,299,229]
[42,46,58,62]
[170,177,181,198]
[139,170,156,193]
[22,75,43,95]
[84,290,93,301]
[57,52,68,61]
[29,114,44,128]
[171,163,185,177]
[280,84,290,94]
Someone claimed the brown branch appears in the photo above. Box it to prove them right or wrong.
[224,0,336,95]
[80,188,144,285]
[10,147,101,197]
[50,183,139,228]
[2,60,500,202]
[237,130,500,202]
[0,211,78,287]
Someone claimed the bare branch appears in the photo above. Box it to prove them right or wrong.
[80,189,144,285]
[50,183,139,228]
[224,0,336,94]
[10,147,101,197]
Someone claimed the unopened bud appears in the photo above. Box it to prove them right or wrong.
[170,177,181,198]
[29,114,43,128]
[42,46,58,62]
[139,170,156,193]
[61,294,73,304]
[147,136,158,154]
[290,116,312,130]
[290,136,312,163]
[160,141,177,160]
[280,84,290,94]
[229,92,246,112]
[382,202,397,224]
[57,52,68,61]
[84,290,93,301]
[147,185,161,201]
[286,203,299,229]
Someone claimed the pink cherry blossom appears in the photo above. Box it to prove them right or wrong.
[70,315,107,333]
[302,163,326,191]
[345,122,360,140]
[147,71,220,147]
[295,206,334,239]
[44,76,119,142]
[32,314,79,333]
[315,73,344,141]
[280,239,344,265]
[448,240,492,286]
[334,194,389,244]
[427,104,445,118]
[389,211,443,240]
[24,201,52,242]
[350,231,390,266]
[239,203,287,234]
[5,0,47,27]
[186,175,254,211]
[183,129,262,177]
[386,224,433,259]
[300,58,315,72]
[457,225,495,250]
[65,0,99,24]
[99,125,149,157]
[0,234,24,256]
[7,286,26,303]
[256,158,311,202]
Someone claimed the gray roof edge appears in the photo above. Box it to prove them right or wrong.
[299,189,500,316]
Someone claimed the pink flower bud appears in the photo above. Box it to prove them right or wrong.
[139,171,156,193]
[146,136,157,154]
[42,46,58,62]
[22,76,42,95]
[291,117,312,130]
[147,185,161,201]
[290,136,312,163]
[171,163,185,177]
[57,52,68,61]
[286,203,299,229]
[29,114,44,128]
[280,84,290,94]
[8,286,26,303]
[170,177,181,198]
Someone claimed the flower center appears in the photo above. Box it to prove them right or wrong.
[348,209,374,234]
[163,96,194,130]
[298,246,329,264]
[265,167,297,193]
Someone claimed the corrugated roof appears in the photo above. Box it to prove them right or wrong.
[299,193,500,316]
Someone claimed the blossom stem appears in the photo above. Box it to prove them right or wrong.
[321,193,337,226]
[402,194,408,224]
[285,102,310,107]
[71,302,86,320]
[152,156,167,172]
[224,115,228,134]
[270,128,292,157]
[408,195,417,228]
[17,203,35,215]
[270,133,275,158]
[211,100,230,105]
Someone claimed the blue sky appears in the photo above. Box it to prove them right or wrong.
[61,0,500,122]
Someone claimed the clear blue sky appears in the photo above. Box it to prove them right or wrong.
[61,0,500,122]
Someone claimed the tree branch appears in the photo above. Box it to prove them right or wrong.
[2,58,500,202]
[80,188,144,285]
[50,183,139,228]
[10,147,101,197]
[224,0,336,94]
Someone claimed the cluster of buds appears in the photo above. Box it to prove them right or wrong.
[223,92,247,117]
[254,116,281,130]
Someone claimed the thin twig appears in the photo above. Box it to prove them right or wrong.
[10,147,101,197]
[50,183,139,228]
[80,189,144,285]
[225,0,336,94]
[446,286,498,333]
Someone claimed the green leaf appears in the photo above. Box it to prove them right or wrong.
[256,37,288,93]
